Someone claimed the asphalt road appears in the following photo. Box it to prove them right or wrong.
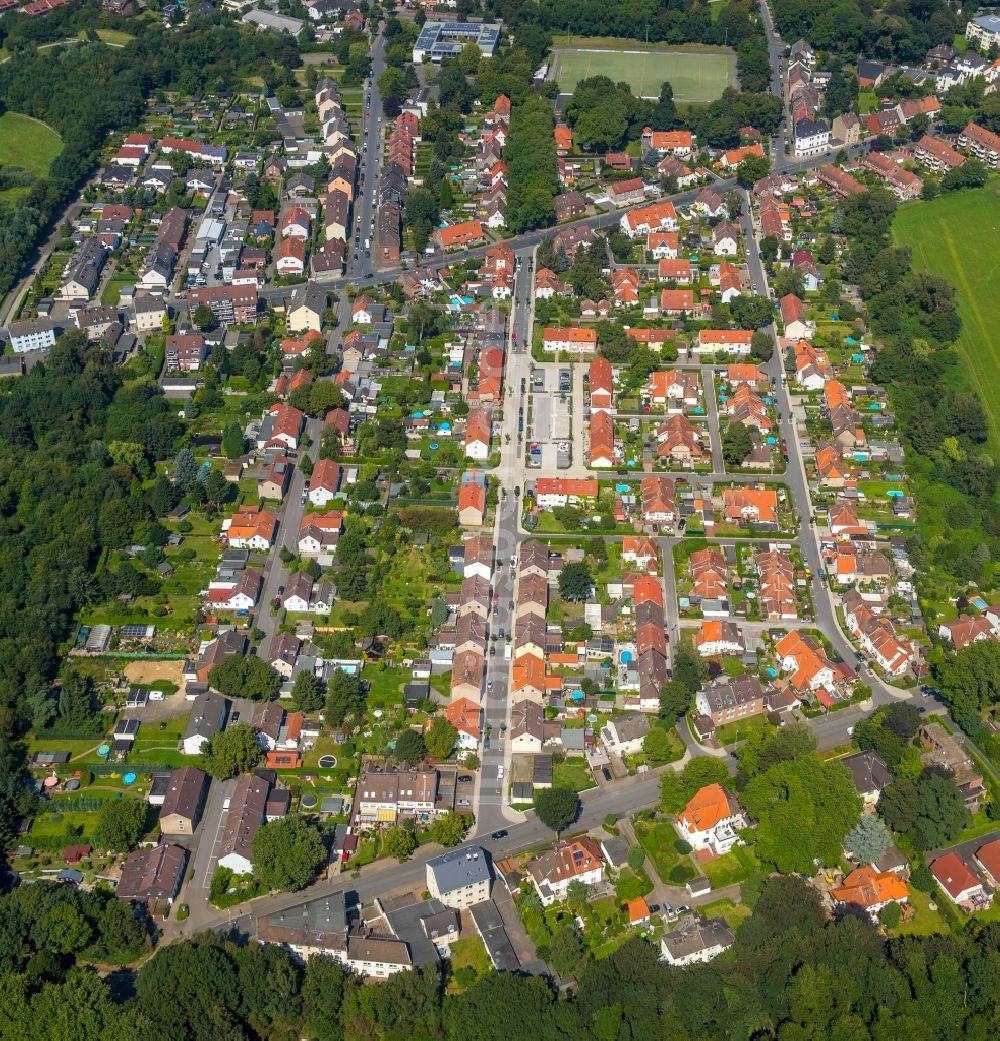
[348,29,385,280]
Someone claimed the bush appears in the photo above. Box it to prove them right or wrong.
[674,838,692,854]
[880,901,901,929]
[604,813,617,828]
[910,863,936,893]
[627,844,646,871]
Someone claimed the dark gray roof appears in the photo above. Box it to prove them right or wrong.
[840,750,893,795]
[428,845,492,893]
[661,914,734,960]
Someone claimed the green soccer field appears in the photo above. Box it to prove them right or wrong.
[552,46,734,102]
[892,183,1000,448]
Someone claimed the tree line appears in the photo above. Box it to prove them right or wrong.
[770,0,959,62]
[4,872,1000,1040]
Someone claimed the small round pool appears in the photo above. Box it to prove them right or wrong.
[97,743,110,757]
[123,773,136,785]
[318,755,337,769]
[301,793,318,810]
[620,650,633,664]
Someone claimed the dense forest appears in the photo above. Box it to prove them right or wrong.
[0,4,300,297]
[3,873,1000,1040]
[770,0,959,61]
[0,334,182,842]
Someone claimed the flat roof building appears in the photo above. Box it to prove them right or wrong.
[426,845,492,909]
[413,20,501,63]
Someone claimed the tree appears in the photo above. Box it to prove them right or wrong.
[657,680,690,727]
[548,924,586,978]
[208,655,280,702]
[251,817,326,891]
[534,786,580,834]
[649,81,677,130]
[911,769,969,850]
[384,825,417,861]
[558,562,594,602]
[878,777,919,833]
[291,670,324,712]
[425,717,458,759]
[843,813,891,864]
[880,900,901,929]
[736,154,770,187]
[222,421,245,460]
[200,723,264,779]
[173,448,199,491]
[627,844,646,871]
[722,421,754,468]
[742,754,862,873]
[430,596,449,628]
[673,643,707,695]
[643,726,676,764]
[430,810,470,847]
[325,668,365,726]
[192,304,214,331]
[394,728,427,763]
[750,329,774,362]
[93,797,148,852]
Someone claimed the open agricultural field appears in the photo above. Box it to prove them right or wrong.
[551,40,734,101]
[892,184,1000,448]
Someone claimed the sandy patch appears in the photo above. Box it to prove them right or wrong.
[123,659,186,686]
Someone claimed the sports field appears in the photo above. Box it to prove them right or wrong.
[892,183,1000,447]
[552,43,734,102]
[0,112,62,177]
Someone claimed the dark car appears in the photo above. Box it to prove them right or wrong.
[230,711,240,725]
[602,767,612,781]
[514,486,521,497]
[491,830,508,840]
[458,775,473,783]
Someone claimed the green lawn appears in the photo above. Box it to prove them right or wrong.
[0,112,62,178]
[699,897,751,929]
[894,888,951,936]
[553,757,598,792]
[447,936,492,982]
[633,818,696,885]
[551,43,734,102]
[893,183,1000,448]
[713,715,770,747]
[699,845,758,889]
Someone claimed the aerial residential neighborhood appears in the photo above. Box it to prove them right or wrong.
[1,0,1000,1033]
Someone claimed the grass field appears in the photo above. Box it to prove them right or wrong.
[892,183,1000,447]
[551,43,733,102]
[0,111,62,177]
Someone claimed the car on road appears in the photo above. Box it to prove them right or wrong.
[458,799,471,807]
[491,830,508,840]
[497,766,505,779]
[488,679,494,690]
[602,767,612,781]
[676,905,690,915]
[514,486,520,497]
[458,775,473,783]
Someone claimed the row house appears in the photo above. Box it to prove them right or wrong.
[755,549,797,619]
[913,134,966,172]
[845,602,914,676]
[856,152,922,199]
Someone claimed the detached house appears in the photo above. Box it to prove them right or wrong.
[675,783,750,856]
[529,837,605,905]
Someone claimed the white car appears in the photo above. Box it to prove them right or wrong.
[497,765,505,779]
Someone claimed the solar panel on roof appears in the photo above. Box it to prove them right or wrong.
[121,624,151,636]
